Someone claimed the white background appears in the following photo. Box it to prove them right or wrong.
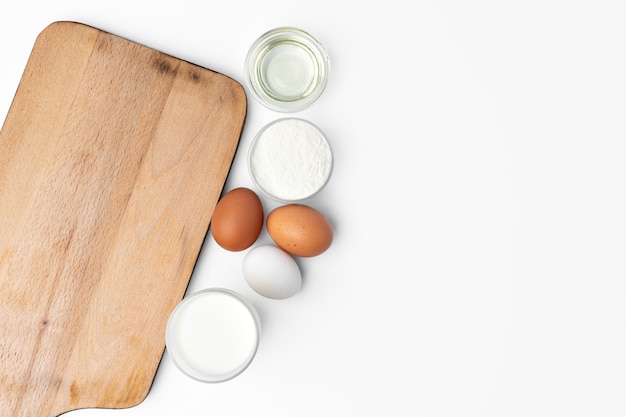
[1,1,626,416]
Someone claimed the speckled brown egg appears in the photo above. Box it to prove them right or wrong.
[266,204,333,257]
[211,187,264,251]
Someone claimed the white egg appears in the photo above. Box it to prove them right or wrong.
[243,245,302,299]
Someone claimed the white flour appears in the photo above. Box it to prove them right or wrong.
[249,118,332,201]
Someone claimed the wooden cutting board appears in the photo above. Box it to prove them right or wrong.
[0,21,246,416]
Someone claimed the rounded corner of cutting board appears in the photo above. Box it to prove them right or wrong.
[226,78,248,122]
[35,21,98,42]
[231,78,248,110]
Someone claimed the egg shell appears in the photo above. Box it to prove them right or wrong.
[211,187,264,251]
[266,204,333,257]
[243,245,302,299]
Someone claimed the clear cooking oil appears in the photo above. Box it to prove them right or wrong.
[245,27,330,112]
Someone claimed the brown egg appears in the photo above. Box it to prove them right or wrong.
[266,204,333,257]
[211,187,264,251]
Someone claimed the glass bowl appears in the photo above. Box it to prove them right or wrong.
[248,118,333,202]
[165,288,261,383]
[245,27,330,112]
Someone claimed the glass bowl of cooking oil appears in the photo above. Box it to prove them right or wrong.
[245,27,330,112]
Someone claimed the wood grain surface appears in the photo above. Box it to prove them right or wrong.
[0,21,246,416]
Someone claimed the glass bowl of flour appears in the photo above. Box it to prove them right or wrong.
[248,118,333,203]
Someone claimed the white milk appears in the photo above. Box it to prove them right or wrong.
[166,289,260,382]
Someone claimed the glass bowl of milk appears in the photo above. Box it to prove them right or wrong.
[245,27,330,112]
[165,288,261,383]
